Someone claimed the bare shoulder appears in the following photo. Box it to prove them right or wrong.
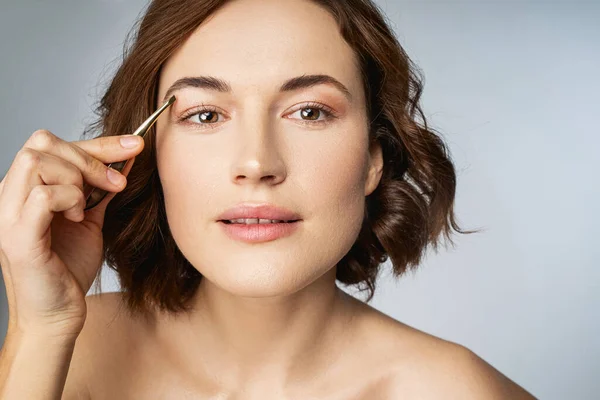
[62,292,131,400]
[345,295,537,399]
[384,339,537,399]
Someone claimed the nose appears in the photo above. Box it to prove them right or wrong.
[230,116,287,186]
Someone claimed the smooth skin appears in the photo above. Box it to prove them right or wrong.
[0,0,537,398]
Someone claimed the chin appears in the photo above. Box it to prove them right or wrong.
[195,256,332,299]
[211,279,306,298]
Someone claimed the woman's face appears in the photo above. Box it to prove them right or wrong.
[155,0,382,297]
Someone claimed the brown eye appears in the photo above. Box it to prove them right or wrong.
[198,111,219,123]
[287,103,337,126]
[300,107,320,121]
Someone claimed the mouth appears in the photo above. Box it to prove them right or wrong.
[217,219,302,243]
[219,219,301,225]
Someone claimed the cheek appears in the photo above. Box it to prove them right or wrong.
[293,133,370,259]
[302,133,369,216]
[156,139,217,226]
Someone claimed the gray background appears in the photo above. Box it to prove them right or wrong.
[1,1,598,398]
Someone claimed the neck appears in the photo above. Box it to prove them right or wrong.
[153,267,357,393]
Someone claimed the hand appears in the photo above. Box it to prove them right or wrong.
[0,129,144,338]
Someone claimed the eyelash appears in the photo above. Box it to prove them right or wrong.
[176,101,338,129]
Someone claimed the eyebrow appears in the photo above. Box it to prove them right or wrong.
[161,74,353,103]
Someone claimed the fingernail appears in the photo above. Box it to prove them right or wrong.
[120,135,141,148]
[107,168,125,186]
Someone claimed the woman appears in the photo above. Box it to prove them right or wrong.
[0,0,536,398]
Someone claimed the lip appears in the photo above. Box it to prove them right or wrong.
[217,203,302,222]
[218,220,301,243]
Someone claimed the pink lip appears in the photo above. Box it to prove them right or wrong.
[217,203,301,222]
[218,220,301,243]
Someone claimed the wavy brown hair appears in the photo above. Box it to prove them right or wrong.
[84,0,475,319]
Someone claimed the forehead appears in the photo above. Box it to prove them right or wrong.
[159,0,361,97]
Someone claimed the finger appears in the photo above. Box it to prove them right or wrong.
[84,156,136,227]
[0,147,122,219]
[20,184,85,241]
[31,128,142,180]
[71,133,145,164]
[23,129,143,185]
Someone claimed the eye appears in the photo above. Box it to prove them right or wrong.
[178,105,223,128]
[286,102,337,126]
